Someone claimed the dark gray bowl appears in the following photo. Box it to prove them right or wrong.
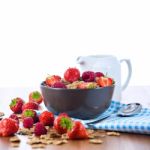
[40,82,114,120]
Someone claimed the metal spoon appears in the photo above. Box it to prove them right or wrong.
[85,103,142,125]
[117,103,142,117]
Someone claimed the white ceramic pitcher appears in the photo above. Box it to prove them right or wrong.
[76,55,132,101]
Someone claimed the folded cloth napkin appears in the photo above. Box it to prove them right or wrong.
[82,101,150,134]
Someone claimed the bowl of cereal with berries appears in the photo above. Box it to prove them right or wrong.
[40,67,115,120]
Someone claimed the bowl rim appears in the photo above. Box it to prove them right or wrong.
[40,81,115,91]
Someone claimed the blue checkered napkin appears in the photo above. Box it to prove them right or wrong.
[83,101,150,134]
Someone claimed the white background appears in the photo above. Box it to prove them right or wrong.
[0,0,150,87]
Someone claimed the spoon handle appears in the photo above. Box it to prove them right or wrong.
[85,113,112,125]
[86,103,142,126]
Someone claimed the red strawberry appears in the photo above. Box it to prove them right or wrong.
[29,91,43,104]
[0,118,19,136]
[64,67,80,83]
[67,121,88,140]
[96,76,114,87]
[22,102,39,111]
[45,75,61,87]
[58,113,69,117]
[54,113,73,134]
[39,111,54,126]
[22,109,37,123]
[77,82,97,89]
[9,97,24,113]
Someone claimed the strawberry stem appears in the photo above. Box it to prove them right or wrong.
[10,99,17,107]
[60,117,73,130]
[24,110,34,117]
[32,91,41,99]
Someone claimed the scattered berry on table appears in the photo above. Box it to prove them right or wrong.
[22,109,37,123]
[39,111,54,126]
[9,97,24,114]
[34,122,47,136]
[29,91,43,104]
[54,113,73,134]
[23,117,34,128]
[22,102,39,111]
[0,118,19,137]
[67,121,88,139]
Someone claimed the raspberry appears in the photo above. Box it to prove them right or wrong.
[23,117,34,128]
[34,122,47,136]
[52,82,67,89]
[81,71,95,82]
[9,114,19,124]
[95,72,104,78]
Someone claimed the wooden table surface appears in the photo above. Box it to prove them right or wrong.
[0,86,150,150]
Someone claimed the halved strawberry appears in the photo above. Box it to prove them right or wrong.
[9,97,24,114]
[54,113,73,134]
[96,76,114,87]
[67,121,88,139]
[45,75,61,87]
[29,91,43,104]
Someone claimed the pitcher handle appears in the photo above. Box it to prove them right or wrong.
[120,59,132,91]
